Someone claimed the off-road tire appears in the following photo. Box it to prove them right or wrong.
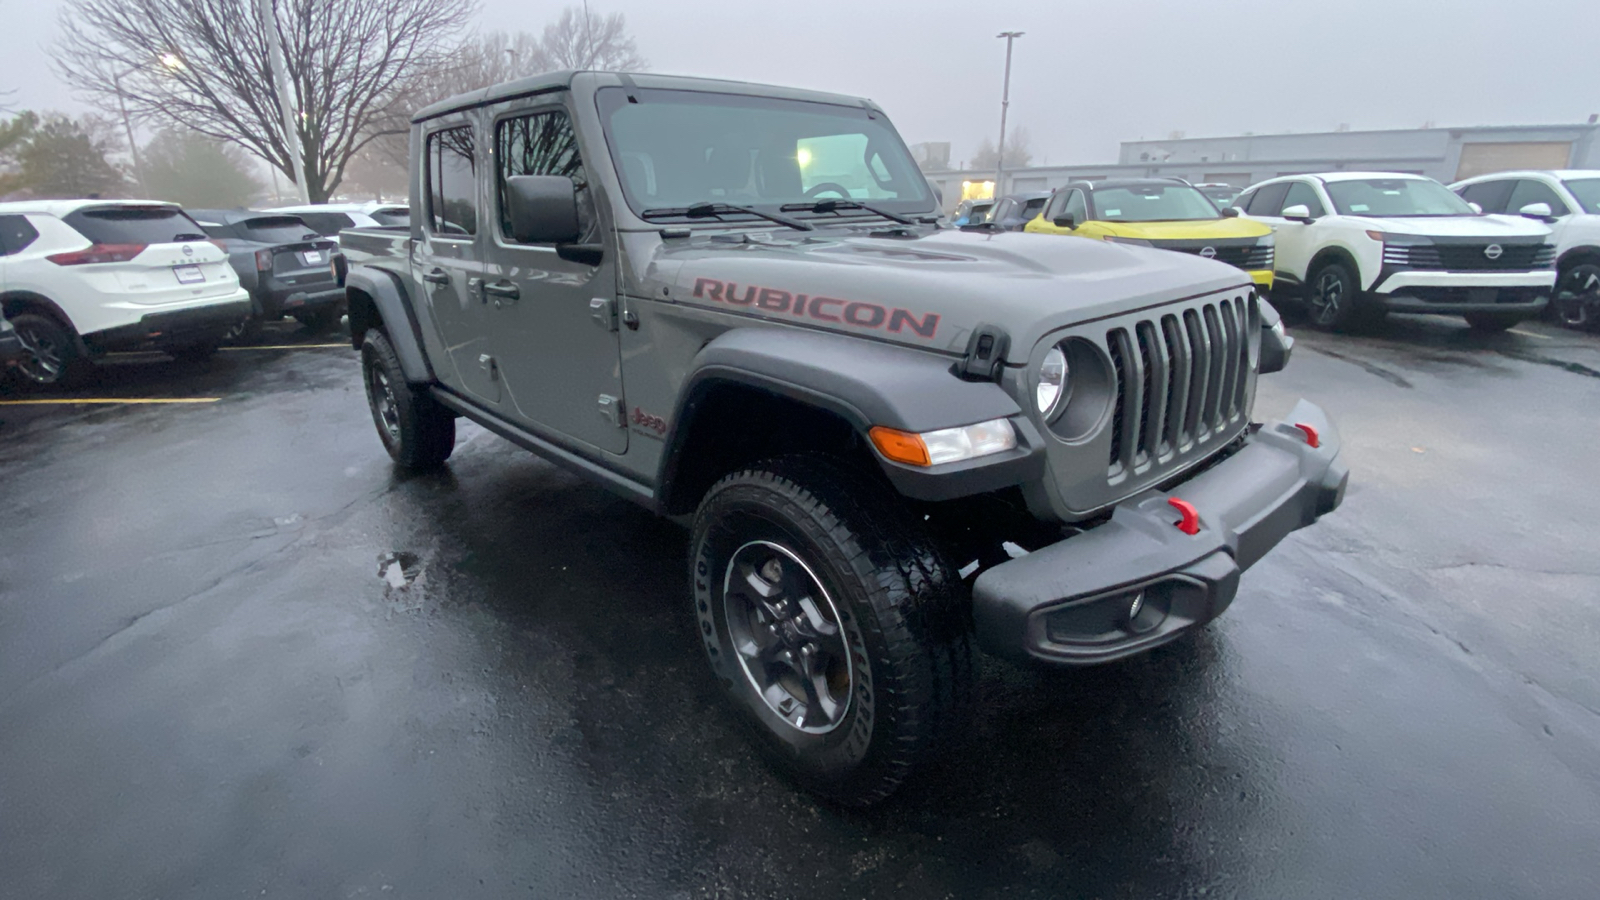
[1463,311,1524,333]
[1306,261,1383,332]
[361,328,455,469]
[690,455,975,807]
[8,312,89,388]
[294,307,342,334]
[1552,262,1600,331]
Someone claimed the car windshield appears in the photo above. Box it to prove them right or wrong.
[597,87,934,219]
[1562,178,1600,214]
[1325,178,1474,217]
[63,206,206,243]
[237,217,317,244]
[1090,185,1220,222]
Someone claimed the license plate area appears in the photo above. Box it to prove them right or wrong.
[1466,287,1499,304]
[300,250,324,265]
[174,265,205,285]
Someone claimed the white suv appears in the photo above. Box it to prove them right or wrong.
[1450,170,1600,330]
[0,200,251,386]
[1234,172,1556,332]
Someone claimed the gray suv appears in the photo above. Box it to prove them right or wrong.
[191,209,346,339]
[340,71,1346,806]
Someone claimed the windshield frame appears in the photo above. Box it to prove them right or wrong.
[1561,178,1600,215]
[595,86,937,225]
[1086,184,1223,223]
[1324,177,1476,218]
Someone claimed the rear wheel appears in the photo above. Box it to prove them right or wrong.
[1464,311,1524,333]
[361,328,455,469]
[1306,261,1382,332]
[690,456,974,807]
[1552,262,1600,331]
[8,312,88,387]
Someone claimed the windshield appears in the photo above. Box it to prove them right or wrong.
[1562,178,1600,215]
[1325,178,1474,217]
[63,206,206,243]
[1089,185,1220,222]
[597,87,934,220]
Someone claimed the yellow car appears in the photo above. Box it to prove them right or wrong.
[1025,178,1275,290]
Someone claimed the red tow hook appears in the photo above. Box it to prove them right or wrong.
[1168,497,1200,535]
[1293,422,1320,448]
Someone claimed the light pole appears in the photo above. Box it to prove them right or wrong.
[994,30,1023,199]
[111,71,148,197]
[257,0,310,204]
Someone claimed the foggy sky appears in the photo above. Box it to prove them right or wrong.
[5,0,1599,169]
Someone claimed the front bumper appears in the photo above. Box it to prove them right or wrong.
[255,283,345,319]
[972,398,1347,666]
[1246,268,1274,289]
[84,297,253,352]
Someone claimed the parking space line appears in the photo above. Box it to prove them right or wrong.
[0,397,221,405]
[1508,329,1551,339]
[220,343,350,351]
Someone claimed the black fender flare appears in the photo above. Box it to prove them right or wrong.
[344,266,435,383]
[0,290,91,355]
[657,327,1045,507]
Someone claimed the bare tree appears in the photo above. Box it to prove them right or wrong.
[527,6,646,71]
[971,128,1033,171]
[52,0,477,202]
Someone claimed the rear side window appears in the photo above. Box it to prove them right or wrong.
[495,109,585,242]
[63,206,207,244]
[293,212,357,236]
[238,217,318,244]
[427,126,478,237]
[0,215,39,255]
[1458,180,1513,214]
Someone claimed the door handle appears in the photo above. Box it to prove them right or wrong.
[484,281,520,306]
[422,268,450,285]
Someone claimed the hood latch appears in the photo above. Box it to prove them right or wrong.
[955,323,1010,383]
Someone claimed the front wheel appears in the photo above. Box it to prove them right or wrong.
[1306,262,1382,332]
[1552,263,1600,331]
[361,328,455,469]
[690,456,974,807]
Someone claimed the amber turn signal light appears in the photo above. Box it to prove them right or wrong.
[868,426,931,467]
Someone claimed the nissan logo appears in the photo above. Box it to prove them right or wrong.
[1484,244,1503,260]
[1199,246,1217,259]
[182,244,194,256]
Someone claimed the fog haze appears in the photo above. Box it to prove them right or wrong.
[5,0,1598,168]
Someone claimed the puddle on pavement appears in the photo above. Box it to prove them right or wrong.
[378,551,423,590]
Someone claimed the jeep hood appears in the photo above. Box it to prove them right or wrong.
[644,228,1251,357]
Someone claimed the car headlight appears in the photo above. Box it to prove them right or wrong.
[868,418,1017,467]
[1036,345,1068,420]
[1103,236,1153,247]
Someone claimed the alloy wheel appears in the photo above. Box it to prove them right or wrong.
[14,322,65,384]
[1311,270,1345,326]
[368,365,401,441]
[1555,266,1599,329]
[722,540,853,734]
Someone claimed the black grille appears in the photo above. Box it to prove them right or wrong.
[1385,242,1556,271]
[1107,295,1254,475]
[1170,243,1274,270]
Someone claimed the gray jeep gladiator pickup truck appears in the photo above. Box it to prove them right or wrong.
[341,70,1346,806]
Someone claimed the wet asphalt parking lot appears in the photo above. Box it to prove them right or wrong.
[1,316,1598,899]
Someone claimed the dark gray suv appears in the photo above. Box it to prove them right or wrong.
[190,209,346,340]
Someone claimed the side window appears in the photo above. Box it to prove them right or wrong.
[426,126,478,237]
[1505,179,1569,216]
[0,215,39,255]
[1232,189,1256,212]
[495,108,586,242]
[1459,180,1513,214]
[1246,183,1291,217]
[1282,182,1326,217]
[1063,190,1088,223]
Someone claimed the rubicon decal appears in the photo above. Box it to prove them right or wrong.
[691,278,940,339]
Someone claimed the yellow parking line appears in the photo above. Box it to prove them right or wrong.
[1507,329,1550,340]
[220,343,349,351]
[0,397,220,405]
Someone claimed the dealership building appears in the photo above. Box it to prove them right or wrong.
[920,120,1600,212]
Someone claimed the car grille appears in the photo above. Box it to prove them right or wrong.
[1170,243,1274,270]
[1105,295,1254,478]
[1383,242,1556,271]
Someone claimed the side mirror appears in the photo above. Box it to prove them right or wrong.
[1281,204,1314,223]
[1220,206,1240,218]
[1051,214,1076,229]
[1467,201,1483,214]
[505,174,582,244]
[1258,298,1293,375]
[1519,201,1556,221]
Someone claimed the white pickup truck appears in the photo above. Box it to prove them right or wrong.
[1234,172,1556,332]
[1451,169,1600,330]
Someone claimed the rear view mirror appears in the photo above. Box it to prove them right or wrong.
[1220,207,1239,218]
[1051,214,1076,229]
[505,175,582,244]
[1281,204,1314,223]
[1519,202,1555,221]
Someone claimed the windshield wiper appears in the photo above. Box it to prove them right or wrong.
[640,202,813,232]
[779,199,918,226]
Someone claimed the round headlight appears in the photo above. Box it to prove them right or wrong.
[1036,345,1069,419]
